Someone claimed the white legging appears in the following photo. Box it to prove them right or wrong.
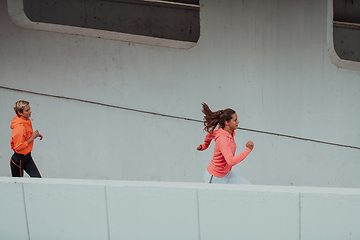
[204,170,251,184]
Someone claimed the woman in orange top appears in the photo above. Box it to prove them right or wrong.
[197,103,254,184]
[10,100,43,177]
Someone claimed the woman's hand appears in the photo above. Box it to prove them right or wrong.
[28,130,43,144]
[197,144,204,151]
[246,141,254,150]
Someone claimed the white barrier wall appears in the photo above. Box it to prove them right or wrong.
[0,0,360,188]
[1,177,360,240]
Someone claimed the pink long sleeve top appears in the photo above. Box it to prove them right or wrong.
[201,128,252,178]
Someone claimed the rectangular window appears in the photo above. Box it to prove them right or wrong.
[8,0,200,49]
[333,0,360,63]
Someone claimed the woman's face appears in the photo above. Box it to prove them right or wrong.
[19,105,31,120]
[227,113,239,131]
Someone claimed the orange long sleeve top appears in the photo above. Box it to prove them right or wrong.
[10,115,34,155]
[201,128,252,178]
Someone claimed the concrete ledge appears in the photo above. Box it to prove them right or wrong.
[0,181,28,239]
[1,177,360,240]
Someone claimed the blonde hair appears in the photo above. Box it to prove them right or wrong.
[13,100,29,116]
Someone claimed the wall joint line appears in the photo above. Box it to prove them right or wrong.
[1,85,359,151]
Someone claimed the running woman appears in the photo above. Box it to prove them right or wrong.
[197,103,254,184]
[10,100,43,177]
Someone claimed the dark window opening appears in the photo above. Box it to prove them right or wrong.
[333,0,360,62]
[22,0,200,46]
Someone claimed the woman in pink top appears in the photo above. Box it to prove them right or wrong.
[197,103,254,184]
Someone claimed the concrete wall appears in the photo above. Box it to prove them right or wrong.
[1,177,360,240]
[0,0,360,187]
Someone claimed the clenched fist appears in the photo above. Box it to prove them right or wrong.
[246,141,254,150]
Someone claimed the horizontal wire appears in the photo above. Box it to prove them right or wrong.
[1,85,359,150]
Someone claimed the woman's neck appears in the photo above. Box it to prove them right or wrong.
[19,116,28,121]
[223,126,233,136]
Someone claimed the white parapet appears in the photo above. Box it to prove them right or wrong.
[1,177,360,240]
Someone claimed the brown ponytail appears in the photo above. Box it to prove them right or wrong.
[201,103,236,132]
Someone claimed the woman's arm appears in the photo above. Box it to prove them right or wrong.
[197,131,216,151]
[27,130,43,144]
[12,127,43,152]
[217,137,253,166]
[12,126,29,152]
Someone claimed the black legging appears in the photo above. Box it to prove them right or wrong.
[10,152,41,178]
